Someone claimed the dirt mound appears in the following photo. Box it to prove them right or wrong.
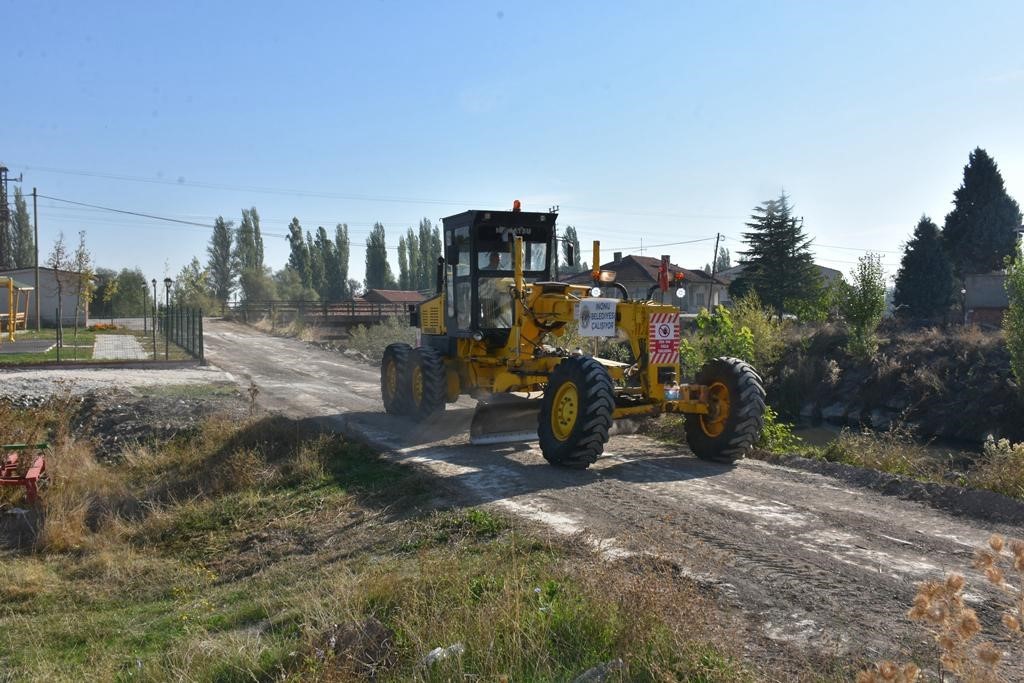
[72,387,249,460]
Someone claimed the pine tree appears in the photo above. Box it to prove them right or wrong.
[893,216,954,318]
[731,193,819,315]
[943,148,1023,277]
[562,226,582,273]
[286,218,311,290]
[12,188,34,268]
[206,216,236,304]
[364,223,396,290]
[335,224,350,298]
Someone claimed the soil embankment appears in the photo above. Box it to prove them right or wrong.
[768,324,1022,444]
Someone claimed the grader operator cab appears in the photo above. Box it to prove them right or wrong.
[381,202,766,469]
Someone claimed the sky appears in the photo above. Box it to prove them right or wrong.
[3,1,1024,289]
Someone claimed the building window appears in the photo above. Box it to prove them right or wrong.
[695,291,706,307]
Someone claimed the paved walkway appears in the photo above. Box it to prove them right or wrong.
[92,334,149,360]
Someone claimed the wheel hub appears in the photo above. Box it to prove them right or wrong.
[700,381,731,437]
[551,381,579,441]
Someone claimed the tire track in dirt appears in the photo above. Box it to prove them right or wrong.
[203,320,1024,669]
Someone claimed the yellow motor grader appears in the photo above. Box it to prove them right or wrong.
[381,203,765,468]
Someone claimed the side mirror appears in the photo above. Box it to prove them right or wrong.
[566,242,575,267]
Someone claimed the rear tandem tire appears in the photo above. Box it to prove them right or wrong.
[408,347,448,421]
[381,343,413,415]
[538,356,614,469]
[684,357,766,464]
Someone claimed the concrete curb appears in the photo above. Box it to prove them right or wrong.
[0,359,205,371]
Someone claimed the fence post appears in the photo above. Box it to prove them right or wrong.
[198,310,204,363]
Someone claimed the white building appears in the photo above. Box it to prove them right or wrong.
[0,267,90,326]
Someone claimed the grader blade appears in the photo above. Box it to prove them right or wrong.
[469,394,540,445]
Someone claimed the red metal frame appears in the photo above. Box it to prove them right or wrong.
[0,444,47,504]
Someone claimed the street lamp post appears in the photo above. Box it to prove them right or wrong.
[164,278,172,360]
[961,287,968,326]
[151,279,158,361]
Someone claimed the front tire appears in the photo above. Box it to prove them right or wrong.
[381,343,412,415]
[684,357,765,463]
[538,356,614,469]
[408,347,447,421]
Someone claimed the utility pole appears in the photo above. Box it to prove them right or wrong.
[710,233,721,278]
[33,188,39,331]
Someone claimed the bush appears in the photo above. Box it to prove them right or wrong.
[756,407,801,453]
[969,437,1024,499]
[1005,255,1024,390]
[838,253,886,359]
[679,305,754,378]
[346,316,417,363]
[730,293,786,371]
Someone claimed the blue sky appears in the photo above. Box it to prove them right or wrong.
[4,1,1023,287]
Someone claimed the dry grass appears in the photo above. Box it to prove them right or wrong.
[860,533,1024,682]
[0,402,829,681]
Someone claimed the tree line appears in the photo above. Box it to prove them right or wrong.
[893,148,1022,318]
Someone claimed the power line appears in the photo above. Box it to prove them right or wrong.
[37,194,218,229]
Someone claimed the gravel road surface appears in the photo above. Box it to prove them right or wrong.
[203,319,1024,667]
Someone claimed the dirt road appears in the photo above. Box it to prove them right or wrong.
[203,319,1024,666]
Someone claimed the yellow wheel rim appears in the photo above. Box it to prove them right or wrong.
[385,360,398,401]
[551,381,579,441]
[411,365,424,406]
[700,382,731,437]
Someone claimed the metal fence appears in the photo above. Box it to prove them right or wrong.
[157,306,204,361]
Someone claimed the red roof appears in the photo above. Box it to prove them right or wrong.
[362,289,428,304]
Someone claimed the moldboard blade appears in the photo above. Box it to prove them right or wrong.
[469,394,540,445]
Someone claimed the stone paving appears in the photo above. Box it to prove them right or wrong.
[92,334,150,360]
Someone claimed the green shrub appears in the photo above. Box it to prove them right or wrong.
[679,305,754,378]
[346,316,417,363]
[838,254,886,360]
[756,407,802,453]
[1005,255,1024,390]
[731,293,786,371]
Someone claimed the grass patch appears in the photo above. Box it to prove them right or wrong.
[0,402,823,681]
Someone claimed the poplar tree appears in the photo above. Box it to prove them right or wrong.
[286,218,311,289]
[561,225,582,273]
[206,216,236,304]
[12,188,34,268]
[364,223,396,290]
[335,224,350,298]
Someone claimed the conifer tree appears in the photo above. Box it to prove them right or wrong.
[730,193,819,315]
[943,148,1023,277]
[397,235,409,290]
[893,216,954,318]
